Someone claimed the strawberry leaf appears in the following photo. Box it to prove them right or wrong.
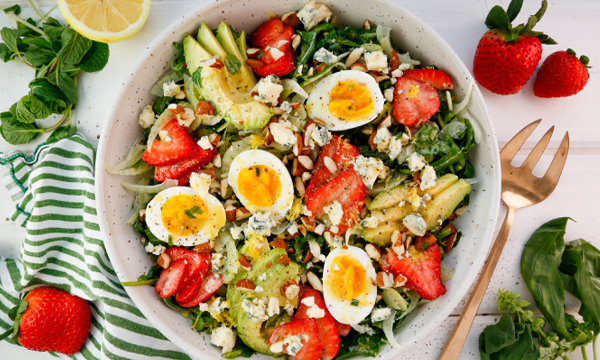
[518,15,538,35]
[536,33,557,45]
[2,298,28,341]
[485,6,512,32]
[533,0,548,22]
[506,0,523,22]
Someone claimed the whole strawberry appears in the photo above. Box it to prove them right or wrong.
[473,0,556,95]
[0,286,91,355]
[534,49,590,98]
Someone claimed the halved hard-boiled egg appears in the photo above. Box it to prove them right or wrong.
[306,70,385,131]
[145,186,226,246]
[228,149,294,219]
[322,246,378,325]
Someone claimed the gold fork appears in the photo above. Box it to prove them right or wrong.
[438,119,570,359]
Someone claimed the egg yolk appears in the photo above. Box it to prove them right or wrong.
[325,255,367,302]
[328,80,374,122]
[161,194,209,236]
[237,165,281,207]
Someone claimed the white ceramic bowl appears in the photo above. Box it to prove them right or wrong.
[96,0,501,358]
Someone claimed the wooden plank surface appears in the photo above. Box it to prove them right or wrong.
[0,0,599,358]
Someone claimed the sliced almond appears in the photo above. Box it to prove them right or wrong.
[376,271,393,289]
[277,254,291,266]
[394,274,408,287]
[350,62,368,72]
[208,133,221,146]
[246,59,265,69]
[368,71,390,83]
[368,131,377,151]
[210,59,224,69]
[313,118,327,127]
[238,254,252,271]
[293,133,303,156]
[295,176,306,197]
[270,239,290,252]
[246,47,261,57]
[363,19,371,29]
[236,279,255,291]
[282,11,301,27]
[167,103,185,115]
[345,47,364,68]
[307,271,323,291]
[378,114,392,129]
[220,178,228,198]
[213,153,222,168]
[298,225,307,236]
[389,49,400,73]
[304,121,316,147]
[292,34,301,50]
[226,208,237,222]
[280,279,300,299]
[314,63,326,74]
[297,155,314,170]
[301,217,315,232]
[157,253,171,269]
[235,207,251,221]
[361,125,374,135]
[292,158,306,176]
[323,156,338,174]
[365,243,382,261]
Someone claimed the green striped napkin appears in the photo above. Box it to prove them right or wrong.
[0,135,191,359]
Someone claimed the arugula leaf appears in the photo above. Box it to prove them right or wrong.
[46,124,77,144]
[57,28,92,65]
[78,41,109,72]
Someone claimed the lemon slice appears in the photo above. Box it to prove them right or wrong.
[57,0,151,43]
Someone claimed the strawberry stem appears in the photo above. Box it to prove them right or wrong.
[484,0,556,44]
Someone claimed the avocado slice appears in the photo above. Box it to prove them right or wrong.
[227,249,301,355]
[370,184,413,210]
[185,27,272,130]
[236,30,248,60]
[424,174,459,198]
[371,204,412,223]
[216,22,254,81]
[422,179,471,230]
[363,220,404,247]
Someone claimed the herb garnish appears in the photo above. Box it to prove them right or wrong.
[184,206,204,219]
[0,1,109,144]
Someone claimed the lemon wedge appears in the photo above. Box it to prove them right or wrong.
[57,0,151,43]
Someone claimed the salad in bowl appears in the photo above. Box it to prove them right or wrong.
[107,2,481,359]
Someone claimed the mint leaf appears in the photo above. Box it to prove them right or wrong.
[78,41,109,72]
[0,117,41,144]
[3,4,21,15]
[29,78,67,109]
[0,43,11,62]
[42,17,64,39]
[25,48,55,67]
[192,67,202,88]
[56,72,78,105]
[47,124,77,144]
[57,28,92,65]
[1,28,20,53]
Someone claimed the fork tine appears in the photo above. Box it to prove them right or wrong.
[521,126,554,170]
[500,119,542,161]
[543,132,569,186]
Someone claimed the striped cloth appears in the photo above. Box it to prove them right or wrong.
[0,135,191,359]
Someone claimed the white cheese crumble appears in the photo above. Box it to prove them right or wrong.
[353,155,388,189]
[253,75,284,106]
[138,105,155,128]
[310,126,332,147]
[403,213,427,236]
[230,225,244,240]
[211,325,236,354]
[284,300,295,316]
[212,253,225,273]
[351,324,376,335]
[408,192,425,210]
[162,81,180,97]
[388,136,403,161]
[267,297,280,316]
[313,47,338,64]
[361,216,380,229]
[270,121,297,147]
[364,51,389,73]
[407,152,427,172]
[371,307,392,322]
[373,126,392,152]
[258,273,267,282]
[158,130,170,142]
[197,136,213,150]
[420,165,437,191]
[384,88,395,103]
[324,201,344,228]
[241,298,269,322]
[247,211,278,236]
[144,243,165,256]
[306,304,325,319]
[296,2,332,30]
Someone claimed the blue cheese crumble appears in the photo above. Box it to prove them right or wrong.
[364,51,389,73]
[403,213,427,236]
[310,126,332,147]
[270,120,297,147]
[296,2,332,30]
[253,75,283,106]
[407,152,427,172]
[420,165,437,191]
[313,47,338,64]
[211,325,236,354]
[371,307,392,322]
[353,155,388,189]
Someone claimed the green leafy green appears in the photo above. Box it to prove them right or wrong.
[224,54,241,75]
[78,41,110,72]
[222,340,255,359]
[57,28,93,64]
[46,124,77,144]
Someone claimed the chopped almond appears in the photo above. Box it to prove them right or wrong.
[236,279,255,291]
[246,59,265,69]
[195,101,215,116]
[277,254,291,266]
[157,253,171,269]
[238,254,252,270]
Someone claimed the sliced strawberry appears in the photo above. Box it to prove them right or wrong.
[250,18,293,48]
[403,69,454,90]
[142,119,200,166]
[294,289,340,360]
[165,247,211,283]
[268,318,323,360]
[392,77,440,127]
[178,272,224,308]
[153,146,217,183]
[334,321,351,337]
[306,169,365,235]
[154,259,186,298]
[253,48,295,77]
[385,242,446,300]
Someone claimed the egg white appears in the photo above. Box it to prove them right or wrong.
[322,246,378,325]
[145,186,226,247]
[228,149,294,220]
[306,70,385,131]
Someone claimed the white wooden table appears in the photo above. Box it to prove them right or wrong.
[1,0,598,358]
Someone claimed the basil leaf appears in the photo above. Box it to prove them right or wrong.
[1,28,20,53]
[3,4,21,15]
[78,41,109,72]
[482,314,518,353]
[56,72,78,105]
[47,124,77,144]
[25,48,56,67]
[57,28,92,65]
[0,117,40,144]
[520,217,571,339]
[224,54,241,75]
